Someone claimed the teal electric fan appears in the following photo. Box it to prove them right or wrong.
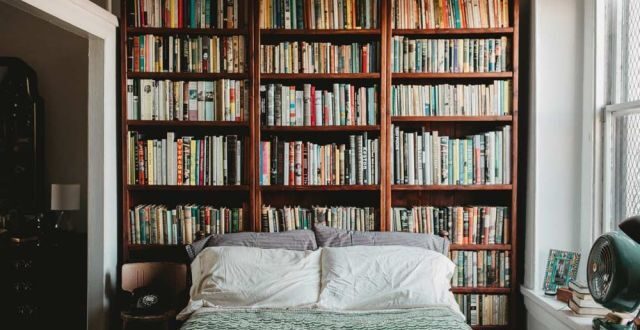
[587,216,640,329]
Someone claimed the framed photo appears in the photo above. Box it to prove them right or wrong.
[543,249,581,293]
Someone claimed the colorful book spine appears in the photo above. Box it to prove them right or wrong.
[391,125,511,185]
[392,0,510,29]
[127,132,242,186]
[390,81,511,116]
[259,134,379,186]
[260,41,379,74]
[450,250,510,288]
[127,35,245,73]
[455,294,509,326]
[391,37,508,73]
[261,205,377,232]
[128,204,244,245]
[130,0,242,28]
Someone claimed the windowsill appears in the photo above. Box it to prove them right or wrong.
[521,287,593,330]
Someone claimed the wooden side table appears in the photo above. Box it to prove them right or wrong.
[121,310,176,330]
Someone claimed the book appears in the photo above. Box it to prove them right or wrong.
[259,134,379,186]
[390,206,509,245]
[261,83,378,126]
[260,0,307,29]
[127,131,243,186]
[568,280,590,294]
[128,79,249,121]
[130,0,243,28]
[391,37,508,73]
[456,294,508,325]
[571,294,602,309]
[390,81,511,116]
[391,126,511,185]
[128,35,245,73]
[450,250,510,288]
[305,0,379,29]
[261,205,377,232]
[568,299,609,316]
[129,204,244,245]
[260,41,379,74]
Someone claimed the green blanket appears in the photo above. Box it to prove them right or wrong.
[181,307,471,330]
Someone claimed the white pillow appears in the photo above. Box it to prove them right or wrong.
[317,245,463,318]
[178,246,321,319]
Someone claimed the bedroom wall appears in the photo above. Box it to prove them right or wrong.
[0,2,89,232]
[524,0,587,328]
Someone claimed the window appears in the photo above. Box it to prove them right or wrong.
[603,0,640,231]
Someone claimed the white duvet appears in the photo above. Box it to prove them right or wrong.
[178,245,463,320]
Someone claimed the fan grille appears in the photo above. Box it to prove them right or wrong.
[587,237,616,301]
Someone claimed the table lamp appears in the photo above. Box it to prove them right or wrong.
[50,184,80,231]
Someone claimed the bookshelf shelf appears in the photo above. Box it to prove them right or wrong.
[127,72,249,80]
[127,27,248,35]
[391,185,513,191]
[127,185,250,192]
[450,244,512,251]
[260,73,381,80]
[451,288,511,294]
[261,125,380,133]
[127,120,250,128]
[121,0,521,327]
[391,116,513,123]
[392,27,514,36]
[261,185,380,192]
[392,72,513,79]
[261,29,381,36]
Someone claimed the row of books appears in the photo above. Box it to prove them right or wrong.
[391,37,508,73]
[261,206,377,232]
[389,206,509,244]
[127,35,246,73]
[260,41,379,73]
[390,81,511,117]
[126,79,249,121]
[450,250,510,288]
[391,126,511,185]
[259,83,378,126]
[455,294,508,326]
[309,0,380,29]
[128,204,244,245]
[392,0,510,29]
[126,132,243,186]
[259,134,380,186]
[128,0,244,28]
[260,0,305,29]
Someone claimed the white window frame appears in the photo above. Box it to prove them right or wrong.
[602,102,640,232]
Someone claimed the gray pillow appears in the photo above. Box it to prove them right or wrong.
[185,230,318,261]
[313,224,450,255]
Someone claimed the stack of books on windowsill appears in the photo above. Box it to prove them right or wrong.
[567,280,609,316]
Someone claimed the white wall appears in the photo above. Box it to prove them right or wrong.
[0,2,89,232]
[525,0,587,328]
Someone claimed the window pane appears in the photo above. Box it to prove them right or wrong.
[623,1,640,102]
[613,112,640,224]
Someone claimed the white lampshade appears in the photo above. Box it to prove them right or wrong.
[51,184,80,211]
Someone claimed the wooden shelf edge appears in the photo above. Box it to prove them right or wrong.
[127,72,249,79]
[261,125,380,132]
[392,72,513,79]
[392,185,512,191]
[261,185,380,192]
[261,28,381,36]
[450,244,512,251]
[127,27,248,35]
[127,120,249,128]
[451,287,511,294]
[391,116,513,123]
[127,185,250,191]
[392,27,513,36]
[260,73,381,80]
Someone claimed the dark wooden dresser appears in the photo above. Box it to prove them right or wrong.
[0,231,86,329]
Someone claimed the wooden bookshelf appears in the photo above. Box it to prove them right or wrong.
[120,0,521,328]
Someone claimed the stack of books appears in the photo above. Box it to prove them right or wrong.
[568,280,608,316]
